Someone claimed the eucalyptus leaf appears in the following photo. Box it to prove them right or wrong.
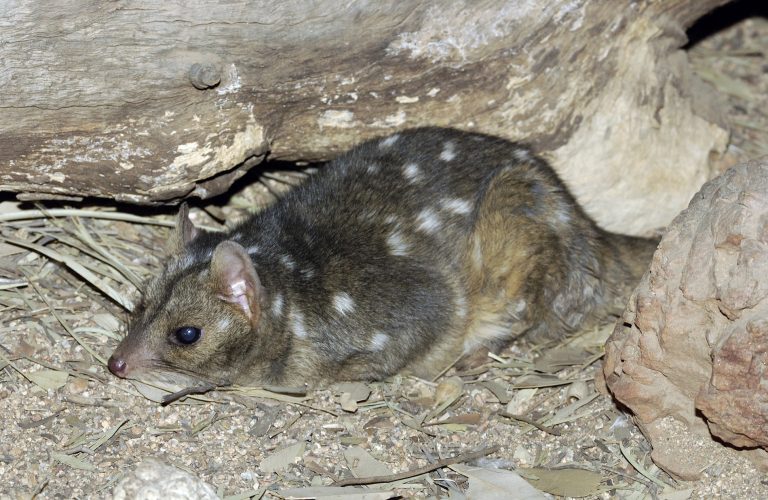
[343,446,392,478]
[512,374,583,389]
[450,464,546,500]
[335,382,371,402]
[519,467,602,497]
[534,346,592,373]
[51,452,96,471]
[260,441,306,474]
[276,486,394,499]
[26,369,68,390]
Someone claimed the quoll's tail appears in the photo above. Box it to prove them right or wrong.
[597,231,659,314]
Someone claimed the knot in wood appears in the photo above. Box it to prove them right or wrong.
[188,63,221,90]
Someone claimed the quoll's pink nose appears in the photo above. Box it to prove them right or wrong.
[108,355,128,378]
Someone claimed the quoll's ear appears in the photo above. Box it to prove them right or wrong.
[210,240,264,324]
[167,203,199,255]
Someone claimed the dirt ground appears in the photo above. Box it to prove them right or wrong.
[1,6,767,500]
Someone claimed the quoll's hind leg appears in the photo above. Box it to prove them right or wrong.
[461,165,580,358]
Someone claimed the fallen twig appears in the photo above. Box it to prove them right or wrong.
[500,411,562,436]
[161,382,218,405]
[332,445,500,487]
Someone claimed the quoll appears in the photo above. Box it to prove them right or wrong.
[108,127,656,389]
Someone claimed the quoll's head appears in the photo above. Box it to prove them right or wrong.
[108,205,264,389]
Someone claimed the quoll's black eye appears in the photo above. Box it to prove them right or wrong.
[174,326,202,345]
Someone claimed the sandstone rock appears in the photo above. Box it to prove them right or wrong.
[602,158,768,479]
[697,320,768,448]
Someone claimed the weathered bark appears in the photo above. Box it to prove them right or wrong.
[0,0,729,234]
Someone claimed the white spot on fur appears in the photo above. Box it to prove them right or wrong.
[291,309,307,338]
[511,298,527,319]
[280,255,296,270]
[416,208,441,234]
[387,230,410,256]
[272,293,284,317]
[301,268,316,279]
[402,162,422,183]
[384,215,398,225]
[455,292,468,318]
[369,332,389,351]
[440,141,456,161]
[471,234,483,269]
[246,245,261,254]
[379,134,400,148]
[440,198,472,215]
[513,148,532,162]
[333,292,355,315]
[367,163,380,174]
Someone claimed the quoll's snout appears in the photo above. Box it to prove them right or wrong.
[107,354,128,378]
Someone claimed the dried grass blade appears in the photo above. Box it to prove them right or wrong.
[50,452,97,471]
[72,326,123,341]
[0,278,28,290]
[619,442,670,489]
[23,229,137,287]
[69,217,143,287]
[544,392,601,426]
[1,235,133,311]
[89,418,129,451]
[0,208,175,226]
[0,351,28,381]
[26,279,108,366]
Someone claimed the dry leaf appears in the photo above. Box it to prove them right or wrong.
[520,467,602,497]
[435,377,464,405]
[343,446,392,478]
[51,452,96,471]
[481,380,511,404]
[0,243,25,258]
[437,423,469,432]
[505,388,538,415]
[26,368,68,390]
[660,487,695,500]
[335,382,371,402]
[512,374,579,389]
[276,486,395,499]
[436,413,482,426]
[340,392,359,413]
[260,441,306,474]
[450,464,547,500]
[565,380,591,401]
[534,346,592,373]
[430,376,464,419]
[92,313,120,332]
